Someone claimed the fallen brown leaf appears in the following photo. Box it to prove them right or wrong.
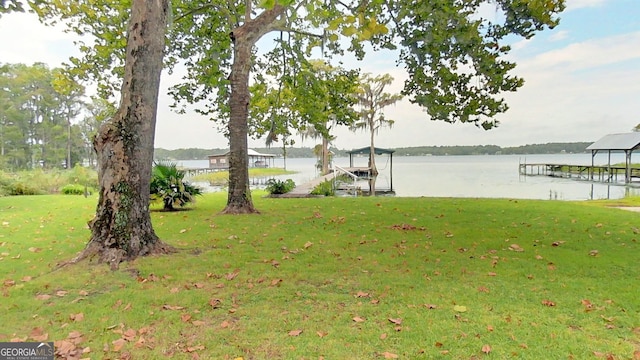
[225,270,240,281]
[134,336,146,348]
[29,327,48,342]
[509,244,524,252]
[482,344,492,354]
[208,298,222,309]
[382,351,399,359]
[288,329,303,336]
[186,345,205,352]
[541,300,556,307]
[112,338,126,352]
[70,313,84,322]
[122,329,136,341]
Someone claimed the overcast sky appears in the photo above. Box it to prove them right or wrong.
[0,0,638,150]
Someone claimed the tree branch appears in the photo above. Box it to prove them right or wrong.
[174,3,234,25]
[271,24,324,39]
[245,0,252,21]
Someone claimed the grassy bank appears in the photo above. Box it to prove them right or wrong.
[1,194,639,359]
[191,168,296,185]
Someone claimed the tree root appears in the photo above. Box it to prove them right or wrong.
[58,239,176,271]
[220,204,260,215]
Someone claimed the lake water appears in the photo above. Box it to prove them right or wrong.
[177,153,640,201]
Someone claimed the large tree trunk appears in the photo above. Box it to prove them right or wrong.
[223,30,257,214]
[75,0,173,270]
[222,5,284,214]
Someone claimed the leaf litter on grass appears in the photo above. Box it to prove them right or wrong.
[2,195,640,358]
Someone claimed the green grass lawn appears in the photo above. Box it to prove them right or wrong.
[191,168,296,185]
[1,193,639,359]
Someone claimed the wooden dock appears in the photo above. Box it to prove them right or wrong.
[519,163,640,183]
[273,167,370,198]
[272,173,336,198]
[182,167,223,177]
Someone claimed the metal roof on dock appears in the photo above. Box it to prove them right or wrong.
[586,133,640,151]
[346,147,396,155]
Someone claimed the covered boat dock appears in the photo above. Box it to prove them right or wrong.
[519,133,640,184]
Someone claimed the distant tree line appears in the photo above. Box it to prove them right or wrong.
[393,142,592,156]
[154,142,593,160]
[0,63,113,171]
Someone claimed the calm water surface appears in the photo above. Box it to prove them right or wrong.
[178,153,640,201]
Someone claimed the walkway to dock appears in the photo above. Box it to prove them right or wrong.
[275,167,370,198]
[182,167,222,177]
[275,173,336,198]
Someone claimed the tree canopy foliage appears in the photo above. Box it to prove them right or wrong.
[27,0,565,212]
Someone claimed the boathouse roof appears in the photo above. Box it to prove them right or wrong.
[208,149,276,157]
[586,133,640,151]
[347,147,396,155]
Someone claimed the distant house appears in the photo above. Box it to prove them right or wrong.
[207,149,277,170]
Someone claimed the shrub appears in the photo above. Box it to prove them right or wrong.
[60,184,93,195]
[65,165,98,189]
[265,179,296,195]
[151,162,202,211]
[3,181,42,196]
[310,180,334,196]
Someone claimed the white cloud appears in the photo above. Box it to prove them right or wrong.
[517,31,640,73]
[0,11,82,67]
[549,30,569,41]
[565,0,608,11]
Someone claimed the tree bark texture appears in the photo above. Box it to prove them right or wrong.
[321,137,330,175]
[78,0,173,269]
[223,5,284,214]
[369,130,378,176]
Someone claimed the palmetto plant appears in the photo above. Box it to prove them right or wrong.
[150,162,202,211]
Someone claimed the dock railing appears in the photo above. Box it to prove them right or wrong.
[332,165,359,197]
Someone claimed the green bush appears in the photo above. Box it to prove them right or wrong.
[151,162,202,211]
[310,180,334,196]
[265,178,296,195]
[60,184,93,195]
[3,181,43,196]
[0,167,99,196]
[65,165,98,188]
